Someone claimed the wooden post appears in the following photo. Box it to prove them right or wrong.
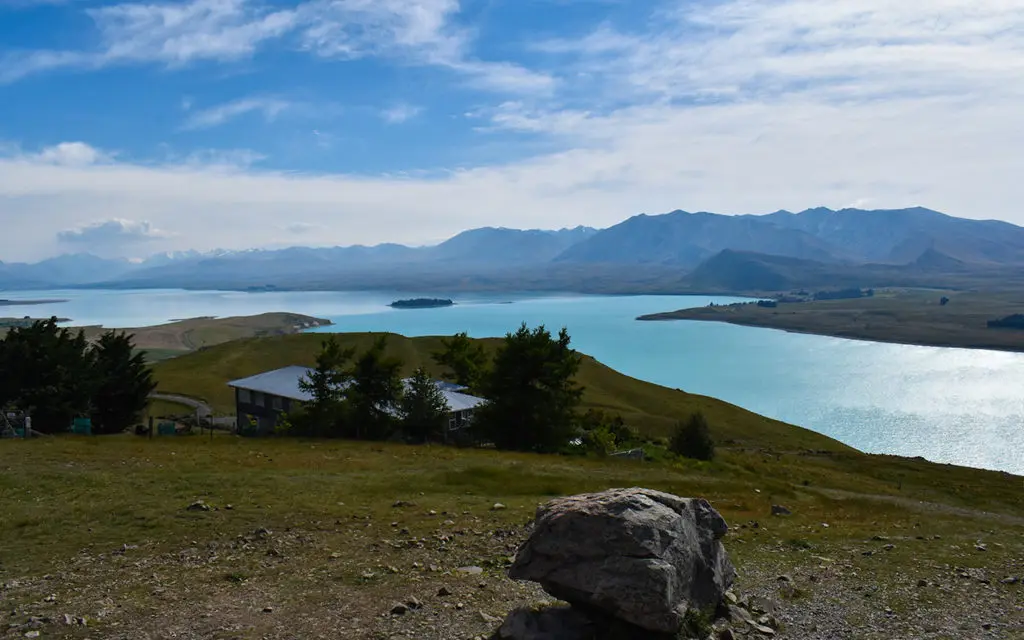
[148,416,154,439]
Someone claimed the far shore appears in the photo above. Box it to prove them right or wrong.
[638,289,1024,354]
[0,298,68,306]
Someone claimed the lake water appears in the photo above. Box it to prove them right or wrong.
[7,288,1024,475]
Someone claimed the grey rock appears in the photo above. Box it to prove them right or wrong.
[458,566,484,575]
[497,607,598,640]
[718,630,736,640]
[390,603,409,615]
[770,505,791,517]
[492,503,508,511]
[1000,576,1019,585]
[510,488,735,634]
[437,586,453,597]
[186,500,211,512]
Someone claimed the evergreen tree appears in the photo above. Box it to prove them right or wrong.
[346,336,404,440]
[670,412,716,461]
[400,367,451,443]
[432,331,489,390]
[476,324,583,452]
[90,331,156,435]
[297,337,355,437]
[0,318,94,433]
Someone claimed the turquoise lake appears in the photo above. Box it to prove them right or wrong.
[7,288,1024,475]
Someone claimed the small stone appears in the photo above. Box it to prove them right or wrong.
[871,535,889,542]
[224,504,234,510]
[491,503,507,511]
[437,586,453,597]
[186,500,211,512]
[718,630,736,640]
[976,544,988,552]
[391,603,409,615]
[862,550,874,556]
[983,623,993,630]
[478,611,499,624]
[457,566,483,575]
[406,597,422,610]
[262,606,274,613]
[776,575,791,583]
[748,620,775,636]
[917,579,928,587]
[393,500,411,508]
[883,544,895,551]
[1000,576,1019,585]
[24,632,40,639]
[724,590,738,605]
[770,505,791,517]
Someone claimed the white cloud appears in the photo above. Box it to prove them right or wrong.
[297,0,554,94]
[57,218,174,246]
[32,142,109,166]
[381,103,422,124]
[0,0,554,93]
[182,96,293,129]
[0,0,298,82]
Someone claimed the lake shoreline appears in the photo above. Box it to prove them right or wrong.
[639,312,1024,354]
[639,290,1024,354]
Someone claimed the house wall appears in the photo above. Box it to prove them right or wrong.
[234,388,297,436]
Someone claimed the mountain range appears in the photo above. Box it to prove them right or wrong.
[4,208,1024,294]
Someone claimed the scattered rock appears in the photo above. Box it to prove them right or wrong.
[186,500,211,512]
[262,606,274,614]
[437,586,453,597]
[976,544,988,552]
[492,503,508,511]
[478,611,500,624]
[917,579,929,588]
[509,488,735,633]
[24,632,40,639]
[405,597,422,610]
[883,544,895,551]
[457,566,484,575]
[1000,576,1019,585]
[776,575,792,583]
[390,603,409,616]
[718,629,736,640]
[770,505,791,517]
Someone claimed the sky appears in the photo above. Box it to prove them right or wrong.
[1,0,1023,261]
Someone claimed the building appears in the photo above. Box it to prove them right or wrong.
[227,366,485,437]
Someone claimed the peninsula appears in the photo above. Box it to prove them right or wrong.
[0,298,67,306]
[389,298,455,309]
[639,288,1024,352]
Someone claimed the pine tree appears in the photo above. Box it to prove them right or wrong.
[400,367,451,443]
[346,336,404,440]
[432,331,489,390]
[91,331,156,435]
[476,324,583,452]
[297,337,355,437]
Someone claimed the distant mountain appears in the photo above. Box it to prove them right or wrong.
[757,207,1024,265]
[429,226,596,264]
[0,253,135,289]
[554,211,840,267]
[5,208,1024,294]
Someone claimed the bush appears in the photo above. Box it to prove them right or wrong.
[670,412,715,461]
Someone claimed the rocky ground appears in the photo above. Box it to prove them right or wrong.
[2,506,1020,640]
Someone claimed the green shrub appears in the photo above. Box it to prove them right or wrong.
[670,412,715,461]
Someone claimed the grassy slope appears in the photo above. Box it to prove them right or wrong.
[641,289,1024,352]
[81,312,332,359]
[152,332,845,451]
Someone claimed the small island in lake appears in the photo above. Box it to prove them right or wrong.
[389,298,455,309]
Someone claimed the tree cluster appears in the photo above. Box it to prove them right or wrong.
[296,325,586,452]
[0,318,156,434]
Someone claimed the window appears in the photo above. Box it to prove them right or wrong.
[252,392,264,407]
[448,414,457,430]
[238,389,252,404]
[271,396,283,411]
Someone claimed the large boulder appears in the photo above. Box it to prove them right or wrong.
[508,488,735,633]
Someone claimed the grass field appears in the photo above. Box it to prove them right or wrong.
[0,436,1020,638]
[640,289,1024,351]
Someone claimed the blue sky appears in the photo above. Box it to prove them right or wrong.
[1,0,1023,260]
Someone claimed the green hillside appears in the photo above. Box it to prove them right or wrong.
[153,332,848,452]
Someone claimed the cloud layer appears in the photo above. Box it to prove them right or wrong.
[1,0,1024,260]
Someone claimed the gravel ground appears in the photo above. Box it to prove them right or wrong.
[2,515,1021,640]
